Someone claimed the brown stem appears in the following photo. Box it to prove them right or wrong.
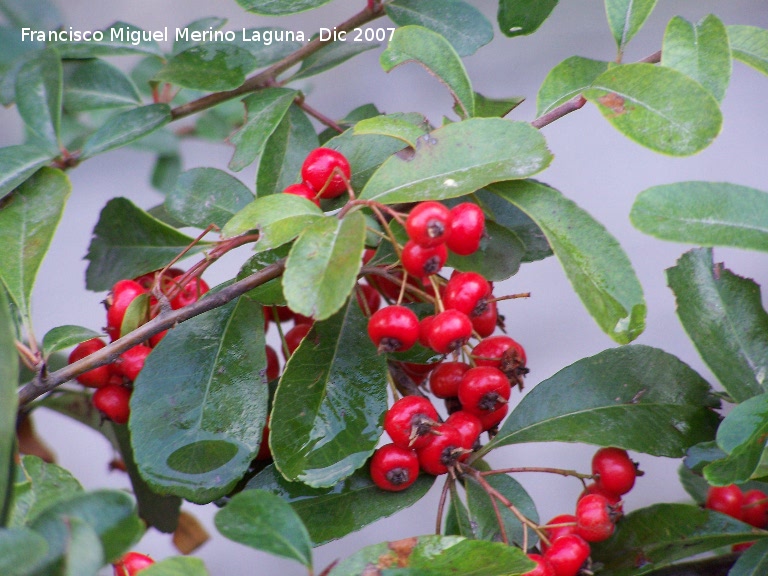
[435,476,452,535]
[481,466,593,481]
[18,260,286,406]
[487,292,531,304]
[296,97,345,133]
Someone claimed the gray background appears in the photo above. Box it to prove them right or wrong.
[2,0,767,574]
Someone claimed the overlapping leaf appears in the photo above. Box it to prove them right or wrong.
[536,56,610,117]
[234,0,332,15]
[41,326,101,360]
[62,59,141,112]
[0,288,18,526]
[728,25,768,77]
[0,145,53,200]
[0,528,49,576]
[9,456,83,528]
[166,168,253,229]
[15,48,61,151]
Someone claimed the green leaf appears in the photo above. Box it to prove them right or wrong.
[0,288,18,526]
[166,168,253,229]
[234,0,332,16]
[150,154,182,194]
[55,22,164,58]
[0,168,70,320]
[245,464,435,545]
[381,25,474,118]
[237,245,290,306]
[0,527,49,576]
[41,326,101,359]
[256,105,318,197]
[9,456,83,528]
[605,0,658,55]
[353,115,428,149]
[446,219,523,281]
[292,38,378,81]
[232,28,304,67]
[0,0,61,29]
[215,490,313,568]
[131,297,267,503]
[361,119,551,204]
[0,145,53,201]
[666,248,768,402]
[497,0,558,37]
[471,93,524,118]
[15,48,62,150]
[536,56,610,117]
[386,0,493,57]
[29,490,144,573]
[583,63,722,156]
[172,17,226,54]
[155,43,257,91]
[728,25,768,77]
[62,59,141,112]
[591,504,764,576]
[482,345,721,458]
[222,194,324,253]
[119,293,149,338]
[283,211,366,321]
[444,483,474,537]
[139,557,210,576]
[662,15,731,103]
[228,88,297,172]
[678,461,710,505]
[80,104,171,160]
[271,297,387,487]
[85,197,208,292]
[729,538,768,576]
[631,182,768,251]
[60,516,103,576]
[489,180,645,344]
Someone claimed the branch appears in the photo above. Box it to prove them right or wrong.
[18,260,286,406]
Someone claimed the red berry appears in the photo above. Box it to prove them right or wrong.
[399,361,436,385]
[114,345,152,382]
[580,482,623,515]
[477,403,508,431]
[256,418,271,461]
[542,514,578,553]
[471,298,498,338]
[401,240,448,278]
[443,272,491,317]
[416,424,465,475]
[265,345,280,381]
[301,147,350,199]
[283,182,320,206]
[576,493,616,542]
[367,305,420,353]
[92,384,132,425]
[444,411,481,454]
[458,366,511,417]
[356,282,381,315]
[112,551,155,576]
[370,443,420,491]
[384,396,439,450]
[148,329,167,347]
[429,361,470,399]
[405,201,451,247]
[543,534,591,576]
[523,554,556,576]
[68,338,113,388]
[425,309,473,354]
[742,489,768,528]
[170,277,209,310]
[362,248,376,265]
[706,485,744,520]
[265,305,294,323]
[284,323,312,359]
[446,203,485,255]
[733,542,755,552]
[106,280,147,341]
[592,447,637,496]
[472,335,527,387]
[418,315,435,348]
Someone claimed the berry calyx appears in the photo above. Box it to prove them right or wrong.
[472,335,527,386]
[575,493,616,542]
[477,403,508,431]
[443,272,491,317]
[416,424,466,475]
[706,485,744,520]
[458,366,511,416]
[543,534,591,576]
[446,202,485,256]
[367,305,420,353]
[112,551,155,576]
[370,443,420,491]
[429,361,470,399]
[283,182,320,206]
[425,309,473,354]
[301,147,351,199]
[405,201,451,247]
[401,240,448,278]
[92,384,132,425]
[68,338,113,388]
[592,447,637,496]
[384,396,439,450]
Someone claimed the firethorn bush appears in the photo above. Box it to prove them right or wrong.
[1,0,768,575]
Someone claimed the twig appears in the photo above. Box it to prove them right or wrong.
[296,97,345,133]
[435,476,452,534]
[481,466,593,481]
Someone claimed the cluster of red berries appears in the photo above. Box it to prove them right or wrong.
[705,484,768,551]
[67,268,210,425]
[282,147,351,206]
[112,551,154,575]
[524,447,640,576]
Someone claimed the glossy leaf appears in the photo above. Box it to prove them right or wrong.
[591,504,764,575]
[215,490,312,568]
[9,456,83,528]
[156,43,257,91]
[386,0,493,57]
[140,557,210,576]
[728,25,768,77]
[605,0,658,54]
[166,168,253,229]
[229,88,297,172]
[234,0,332,15]
[292,38,378,81]
[381,25,474,118]
[232,28,303,66]
[0,288,17,526]
[631,182,768,252]
[271,298,387,487]
[361,119,551,204]
[55,22,163,58]
[489,180,645,344]
[353,115,427,149]
[15,48,61,150]
[62,59,141,112]
[0,168,70,319]
[131,297,267,503]
[28,490,144,573]
[729,538,768,576]
[584,63,722,156]
[80,104,171,160]
[172,17,226,54]
[245,465,435,545]
[0,145,53,201]
[662,15,731,103]
[256,105,318,197]
[41,325,101,359]
[223,194,323,253]
[536,56,610,117]
[283,211,366,320]
[482,345,721,458]
[85,197,208,292]
[0,527,49,576]
[446,219,523,281]
[497,0,558,37]
[666,248,768,402]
